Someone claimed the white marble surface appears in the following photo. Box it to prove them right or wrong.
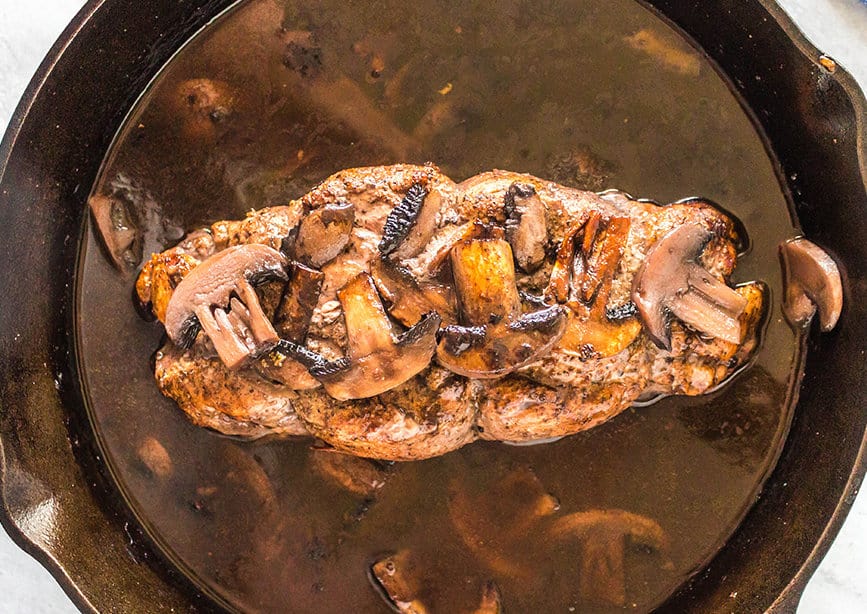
[0,0,864,612]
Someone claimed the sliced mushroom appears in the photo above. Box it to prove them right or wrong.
[547,212,639,357]
[473,581,503,614]
[164,244,287,369]
[504,182,547,273]
[632,223,748,350]
[255,263,324,390]
[449,466,559,581]
[272,262,325,341]
[370,257,457,326]
[309,449,389,496]
[437,234,566,378]
[304,273,440,400]
[549,510,669,607]
[451,232,521,325]
[89,193,141,272]
[379,183,443,259]
[370,550,429,614]
[286,202,355,267]
[780,237,842,331]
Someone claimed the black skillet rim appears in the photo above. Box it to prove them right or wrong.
[0,0,865,612]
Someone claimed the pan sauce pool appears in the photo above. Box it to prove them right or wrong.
[77,0,802,611]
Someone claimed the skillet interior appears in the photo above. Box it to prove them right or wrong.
[0,1,865,612]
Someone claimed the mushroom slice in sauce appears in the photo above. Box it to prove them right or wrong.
[164,244,287,369]
[632,223,748,350]
[504,182,548,273]
[436,233,566,378]
[287,201,355,267]
[548,510,669,607]
[89,193,141,273]
[547,212,640,357]
[306,272,441,400]
[448,466,560,581]
[370,257,457,326]
[780,237,843,331]
[379,183,443,259]
[370,550,430,614]
[308,448,389,496]
[474,581,503,614]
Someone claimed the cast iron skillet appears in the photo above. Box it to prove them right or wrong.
[0,0,864,612]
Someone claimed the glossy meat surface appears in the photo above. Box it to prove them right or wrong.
[138,164,764,460]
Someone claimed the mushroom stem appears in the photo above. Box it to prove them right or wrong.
[194,304,250,370]
[632,224,748,350]
[668,287,742,345]
[236,280,281,347]
[451,236,521,325]
[780,237,843,331]
[340,273,399,356]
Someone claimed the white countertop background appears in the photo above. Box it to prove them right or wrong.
[1,0,865,611]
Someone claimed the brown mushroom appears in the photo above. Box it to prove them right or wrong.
[379,183,444,259]
[448,466,560,582]
[164,244,287,369]
[305,272,441,400]
[255,262,325,389]
[473,582,503,614]
[309,448,389,496]
[547,212,640,357]
[780,237,842,331]
[271,262,324,341]
[370,550,429,614]
[370,257,457,327]
[632,223,748,350]
[286,202,355,267]
[436,232,567,378]
[548,510,670,607]
[504,182,548,273]
[89,193,141,273]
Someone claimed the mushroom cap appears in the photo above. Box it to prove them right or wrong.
[504,182,548,273]
[436,306,567,378]
[780,237,843,331]
[165,244,287,344]
[370,257,457,327]
[289,201,355,268]
[632,223,747,350]
[313,311,441,400]
[379,183,435,257]
[300,272,442,401]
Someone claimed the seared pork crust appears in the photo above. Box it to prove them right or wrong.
[139,164,764,460]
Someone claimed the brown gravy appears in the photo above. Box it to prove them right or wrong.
[78,0,802,611]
